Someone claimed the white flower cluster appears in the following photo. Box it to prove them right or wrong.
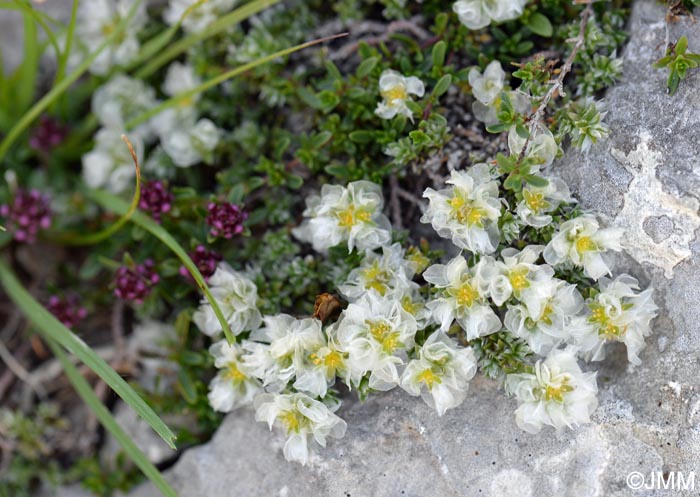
[82,64,220,192]
[453,0,528,30]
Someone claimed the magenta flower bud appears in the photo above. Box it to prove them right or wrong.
[179,245,222,282]
[29,116,66,153]
[139,180,174,223]
[47,294,88,329]
[114,259,160,304]
[0,188,52,243]
[206,201,247,239]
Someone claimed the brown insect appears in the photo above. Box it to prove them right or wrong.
[313,293,343,323]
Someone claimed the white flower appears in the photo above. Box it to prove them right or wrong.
[469,61,505,105]
[151,62,202,137]
[192,264,262,337]
[77,0,147,75]
[160,118,221,167]
[207,340,260,412]
[506,348,598,434]
[165,0,238,34]
[82,128,143,193]
[292,181,392,254]
[338,243,415,301]
[423,255,501,339]
[507,125,559,168]
[467,61,530,125]
[516,178,573,228]
[246,315,326,392]
[401,332,477,415]
[421,165,502,254]
[479,245,549,306]
[504,271,583,356]
[543,215,623,280]
[453,0,528,30]
[293,325,348,398]
[336,292,418,391]
[573,275,657,365]
[255,392,347,465]
[375,70,425,121]
[92,75,157,141]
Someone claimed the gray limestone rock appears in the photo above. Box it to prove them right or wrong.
[127,2,700,497]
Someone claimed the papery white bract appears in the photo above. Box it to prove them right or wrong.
[421,165,502,254]
[469,61,505,105]
[506,348,598,434]
[82,128,143,193]
[255,392,347,465]
[543,214,623,280]
[192,264,262,337]
[375,70,425,121]
[207,339,261,412]
[336,292,418,391]
[508,125,559,168]
[573,274,657,365]
[165,0,238,33]
[77,0,147,75]
[160,118,221,167]
[504,271,583,355]
[400,332,477,415]
[424,255,501,339]
[292,181,392,253]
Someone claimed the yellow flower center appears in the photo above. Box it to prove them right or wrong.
[589,304,627,339]
[223,362,247,383]
[280,410,304,434]
[575,235,597,254]
[543,378,574,403]
[401,295,418,315]
[416,368,442,388]
[523,190,550,213]
[336,204,372,228]
[381,85,408,105]
[367,320,401,353]
[361,262,390,296]
[448,195,486,226]
[450,282,480,308]
[508,268,530,293]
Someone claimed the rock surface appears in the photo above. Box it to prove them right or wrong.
[128,2,700,496]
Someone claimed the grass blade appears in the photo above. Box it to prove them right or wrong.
[0,0,143,162]
[0,259,177,449]
[44,338,178,497]
[85,190,237,344]
[127,33,347,130]
[134,0,281,79]
[55,0,79,85]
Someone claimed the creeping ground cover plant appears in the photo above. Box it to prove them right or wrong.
[0,0,661,491]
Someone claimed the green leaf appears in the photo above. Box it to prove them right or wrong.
[356,56,379,78]
[44,339,178,497]
[310,131,333,149]
[668,69,680,95]
[432,74,452,98]
[0,260,177,450]
[431,41,447,69]
[349,130,375,143]
[176,369,198,404]
[486,123,509,134]
[325,164,350,178]
[86,191,237,344]
[524,174,549,187]
[504,174,523,191]
[526,13,553,38]
[676,35,688,55]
